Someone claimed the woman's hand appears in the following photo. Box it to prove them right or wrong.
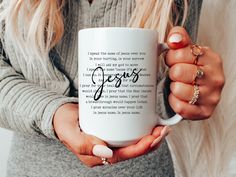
[166,26,225,120]
[53,103,170,167]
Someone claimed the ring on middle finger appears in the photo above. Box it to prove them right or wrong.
[193,66,204,84]
[196,67,204,79]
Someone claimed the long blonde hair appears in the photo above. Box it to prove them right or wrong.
[0,0,187,73]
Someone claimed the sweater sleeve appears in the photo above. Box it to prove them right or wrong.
[0,47,78,139]
[157,0,203,119]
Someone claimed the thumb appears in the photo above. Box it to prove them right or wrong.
[167,26,191,49]
[59,124,113,158]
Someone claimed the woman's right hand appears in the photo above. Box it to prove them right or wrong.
[53,103,170,167]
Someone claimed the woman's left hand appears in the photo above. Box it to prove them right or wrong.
[165,26,225,120]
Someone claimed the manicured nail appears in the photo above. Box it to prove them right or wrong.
[150,126,172,148]
[150,136,162,148]
[169,33,183,43]
[160,126,171,137]
[92,145,113,158]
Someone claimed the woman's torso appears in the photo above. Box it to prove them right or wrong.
[6,0,202,176]
[7,0,175,177]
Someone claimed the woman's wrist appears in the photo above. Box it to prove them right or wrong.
[53,103,79,138]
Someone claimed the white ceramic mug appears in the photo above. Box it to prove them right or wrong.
[79,27,182,147]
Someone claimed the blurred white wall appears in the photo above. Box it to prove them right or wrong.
[0,128,13,177]
[198,0,236,176]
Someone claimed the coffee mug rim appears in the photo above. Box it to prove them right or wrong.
[79,27,158,33]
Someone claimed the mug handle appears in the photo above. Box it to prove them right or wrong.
[156,43,183,126]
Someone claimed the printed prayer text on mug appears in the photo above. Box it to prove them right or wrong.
[80,51,155,116]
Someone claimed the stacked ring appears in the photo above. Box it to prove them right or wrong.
[189,44,204,105]
[189,84,200,105]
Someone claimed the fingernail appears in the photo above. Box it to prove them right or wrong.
[92,145,113,158]
[160,126,171,137]
[150,126,171,148]
[169,33,182,43]
[150,136,162,148]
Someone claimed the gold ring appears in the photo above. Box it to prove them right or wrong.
[101,157,112,165]
[190,44,204,65]
[192,67,204,85]
[196,68,204,79]
[189,84,200,105]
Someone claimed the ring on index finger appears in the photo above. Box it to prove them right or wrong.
[101,157,112,165]
[191,44,204,65]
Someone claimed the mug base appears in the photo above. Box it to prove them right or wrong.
[106,138,140,147]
